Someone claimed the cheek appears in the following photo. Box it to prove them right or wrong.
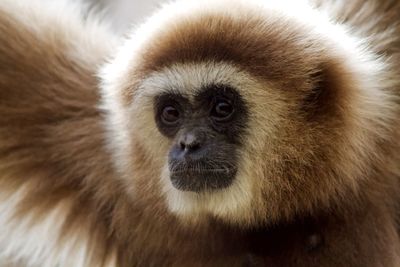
[230,110,290,199]
[129,105,172,166]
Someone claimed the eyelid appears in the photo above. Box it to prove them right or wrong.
[210,101,235,123]
[160,103,183,123]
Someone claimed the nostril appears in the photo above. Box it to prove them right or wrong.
[188,142,200,151]
[179,141,186,150]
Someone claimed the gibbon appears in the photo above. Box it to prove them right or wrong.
[0,0,399,266]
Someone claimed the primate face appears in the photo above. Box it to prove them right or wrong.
[124,61,307,223]
[154,84,248,192]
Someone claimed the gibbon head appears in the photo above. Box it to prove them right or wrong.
[100,0,395,226]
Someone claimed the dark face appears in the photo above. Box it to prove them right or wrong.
[154,84,248,192]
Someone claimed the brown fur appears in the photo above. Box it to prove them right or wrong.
[0,0,400,266]
[0,6,119,265]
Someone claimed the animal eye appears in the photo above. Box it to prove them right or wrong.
[161,105,180,125]
[211,99,234,122]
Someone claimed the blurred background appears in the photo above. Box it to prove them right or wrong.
[85,0,166,33]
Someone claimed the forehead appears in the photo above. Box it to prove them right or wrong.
[134,11,323,83]
[117,9,330,107]
[131,13,327,106]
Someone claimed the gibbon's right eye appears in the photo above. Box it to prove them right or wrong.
[154,94,188,137]
[161,105,180,125]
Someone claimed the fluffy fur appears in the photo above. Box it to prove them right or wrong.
[0,0,400,266]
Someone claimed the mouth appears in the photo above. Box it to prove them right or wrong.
[169,167,237,192]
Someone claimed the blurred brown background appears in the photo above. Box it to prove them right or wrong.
[85,0,165,33]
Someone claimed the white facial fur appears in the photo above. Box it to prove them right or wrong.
[118,61,286,224]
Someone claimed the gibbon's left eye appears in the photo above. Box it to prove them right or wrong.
[161,105,181,125]
[210,98,234,122]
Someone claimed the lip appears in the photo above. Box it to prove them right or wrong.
[171,168,236,173]
[169,167,237,192]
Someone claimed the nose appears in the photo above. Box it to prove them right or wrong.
[178,132,203,152]
[171,130,207,160]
